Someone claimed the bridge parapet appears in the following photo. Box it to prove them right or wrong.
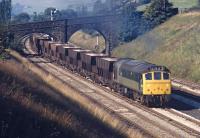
[67,15,120,25]
[9,20,66,32]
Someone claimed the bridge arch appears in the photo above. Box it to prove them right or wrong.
[68,28,107,53]
[18,33,57,48]
[16,31,58,46]
[66,22,114,54]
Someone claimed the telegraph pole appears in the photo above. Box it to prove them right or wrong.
[0,0,12,48]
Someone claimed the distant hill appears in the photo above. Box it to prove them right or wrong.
[112,12,200,83]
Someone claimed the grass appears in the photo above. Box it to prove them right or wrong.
[112,11,200,83]
[6,50,148,138]
[69,30,106,53]
[0,60,127,138]
[169,0,198,8]
[137,0,199,12]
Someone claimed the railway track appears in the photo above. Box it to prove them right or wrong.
[170,78,200,121]
[172,78,200,90]
[172,78,200,98]
[19,44,200,137]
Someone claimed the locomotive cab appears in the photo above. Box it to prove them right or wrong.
[142,71,171,95]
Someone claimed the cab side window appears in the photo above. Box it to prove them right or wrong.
[145,73,152,80]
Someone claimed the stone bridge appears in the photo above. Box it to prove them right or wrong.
[0,15,120,54]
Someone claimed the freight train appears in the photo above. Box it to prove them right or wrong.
[31,36,171,106]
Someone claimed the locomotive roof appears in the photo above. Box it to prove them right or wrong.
[116,58,169,73]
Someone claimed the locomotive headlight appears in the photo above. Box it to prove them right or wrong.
[166,84,169,87]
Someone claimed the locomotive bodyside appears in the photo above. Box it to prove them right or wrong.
[113,59,171,105]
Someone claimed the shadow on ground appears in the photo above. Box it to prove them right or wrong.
[0,61,125,138]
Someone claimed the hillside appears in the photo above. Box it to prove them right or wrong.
[0,60,124,138]
[137,0,198,12]
[112,12,200,83]
[169,0,198,8]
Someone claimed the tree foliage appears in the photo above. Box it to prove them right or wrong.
[144,0,176,26]
[59,9,78,19]
[91,0,153,42]
[93,0,108,15]
[197,0,200,7]
[32,7,78,21]
[76,5,89,17]
[0,0,11,25]
[13,12,31,23]
[120,3,138,41]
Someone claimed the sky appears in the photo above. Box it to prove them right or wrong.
[12,0,94,14]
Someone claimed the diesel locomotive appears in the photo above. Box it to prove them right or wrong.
[32,37,171,106]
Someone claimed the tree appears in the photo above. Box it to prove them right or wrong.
[198,0,200,7]
[0,0,11,25]
[144,0,176,26]
[60,9,78,19]
[93,0,108,15]
[32,12,38,22]
[13,12,30,23]
[33,12,48,22]
[119,2,141,42]
[78,5,89,17]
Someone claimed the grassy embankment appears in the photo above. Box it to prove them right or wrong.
[113,12,200,83]
[0,59,127,138]
[0,50,148,138]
